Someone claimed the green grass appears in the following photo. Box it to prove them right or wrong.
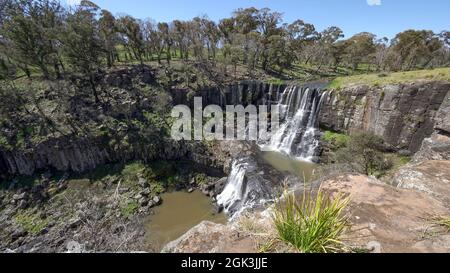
[267,78,284,85]
[432,216,450,232]
[322,131,351,148]
[120,200,139,218]
[327,67,450,90]
[273,189,350,253]
[14,211,51,235]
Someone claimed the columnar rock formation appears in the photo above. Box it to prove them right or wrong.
[1,80,449,178]
[320,81,450,153]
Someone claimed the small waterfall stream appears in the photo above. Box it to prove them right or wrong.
[216,160,249,215]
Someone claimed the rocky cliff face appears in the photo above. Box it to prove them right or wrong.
[0,137,192,177]
[320,81,450,153]
[3,79,449,178]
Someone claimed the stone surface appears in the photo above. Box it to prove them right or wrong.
[162,221,255,253]
[393,160,450,206]
[413,133,450,162]
[165,170,450,253]
[320,82,450,153]
[321,174,450,253]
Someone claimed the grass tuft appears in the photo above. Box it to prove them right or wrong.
[432,216,450,232]
[273,188,350,253]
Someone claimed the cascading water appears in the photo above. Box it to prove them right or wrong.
[216,160,249,216]
[216,158,274,219]
[261,86,328,162]
[217,84,327,218]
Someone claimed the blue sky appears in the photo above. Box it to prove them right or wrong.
[67,0,449,39]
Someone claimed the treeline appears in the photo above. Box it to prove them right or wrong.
[1,0,449,84]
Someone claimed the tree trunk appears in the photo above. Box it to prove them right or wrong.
[89,74,100,103]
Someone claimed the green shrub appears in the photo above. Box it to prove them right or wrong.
[15,212,50,235]
[323,131,351,148]
[120,200,139,218]
[335,133,393,177]
[273,189,349,253]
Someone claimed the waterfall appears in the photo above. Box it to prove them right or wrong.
[216,158,274,219]
[261,86,327,162]
[216,160,249,215]
[217,84,327,218]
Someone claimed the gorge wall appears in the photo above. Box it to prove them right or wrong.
[319,81,450,153]
[1,79,449,178]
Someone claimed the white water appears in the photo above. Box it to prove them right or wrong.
[218,85,327,218]
[261,86,327,161]
[216,160,249,215]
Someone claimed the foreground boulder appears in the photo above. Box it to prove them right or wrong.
[322,174,450,253]
[393,160,450,206]
[162,221,255,253]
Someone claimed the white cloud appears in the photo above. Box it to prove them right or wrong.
[367,0,382,6]
[66,0,81,6]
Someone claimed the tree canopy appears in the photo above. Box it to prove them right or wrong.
[0,0,448,84]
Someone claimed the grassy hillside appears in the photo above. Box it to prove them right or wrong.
[327,67,450,90]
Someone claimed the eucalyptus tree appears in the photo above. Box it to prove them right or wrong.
[99,9,118,67]
[391,30,444,70]
[233,7,258,66]
[285,20,318,62]
[61,0,104,103]
[344,32,377,71]
[255,8,283,71]
[1,0,65,79]
[157,22,173,64]
[172,20,190,60]
[146,20,164,64]
[200,17,220,61]
[117,15,145,65]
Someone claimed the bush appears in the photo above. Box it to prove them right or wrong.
[335,133,393,177]
[14,212,50,235]
[120,200,139,218]
[273,189,349,253]
[323,131,351,148]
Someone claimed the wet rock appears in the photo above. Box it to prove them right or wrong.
[201,188,210,196]
[213,203,224,214]
[187,188,195,193]
[214,177,228,195]
[152,196,162,206]
[147,201,155,208]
